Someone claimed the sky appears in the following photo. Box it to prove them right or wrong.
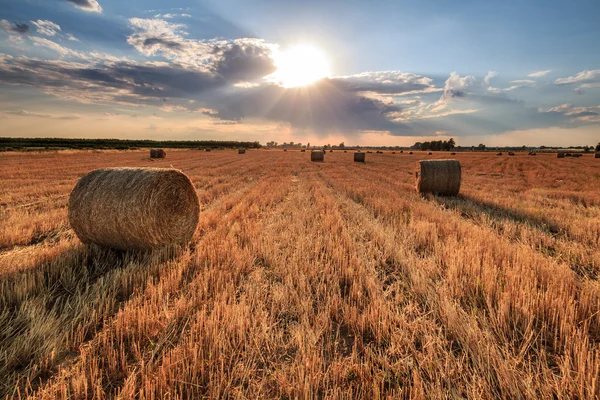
[0,0,599,146]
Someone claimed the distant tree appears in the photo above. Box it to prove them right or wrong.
[339,142,345,148]
[596,142,600,152]
[584,146,591,153]
[448,138,456,149]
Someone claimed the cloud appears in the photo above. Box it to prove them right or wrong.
[511,79,535,84]
[528,70,552,78]
[546,103,600,123]
[555,70,600,85]
[329,71,438,95]
[0,20,30,34]
[66,33,79,41]
[153,13,192,19]
[440,72,476,100]
[30,20,61,36]
[127,18,276,82]
[5,109,80,120]
[65,0,103,13]
[29,37,84,57]
[483,71,497,85]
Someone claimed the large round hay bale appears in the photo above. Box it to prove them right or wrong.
[557,153,565,158]
[68,168,200,250]
[311,150,325,162]
[238,148,246,154]
[595,153,600,159]
[150,148,166,158]
[354,152,365,162]
[415,160,461,196]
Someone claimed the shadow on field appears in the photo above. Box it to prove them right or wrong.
[433,194,563,236]
[0,243,182,398]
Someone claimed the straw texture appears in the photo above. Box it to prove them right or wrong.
[415,160,461,196]
[150,149,166,158]
[68,168,200,250]
[311,150,325,162]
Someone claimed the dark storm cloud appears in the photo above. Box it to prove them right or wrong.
[211,42,277,82]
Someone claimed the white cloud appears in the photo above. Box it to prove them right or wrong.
[528,70,552,78]
[30,37,85,58]
[555,70,600,85]
[66,33,79,41]
[483,71,497,85]
[511,79,535,84]
[30,20,61,36]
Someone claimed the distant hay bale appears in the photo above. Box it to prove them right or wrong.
[529,152,536,156]
[451,152,456,155]
[497,152,503,156]
[572,153,582,158]
[415,160,461,196]
[344,150,347,153]
[428,152,433,155]
[329,150,333,153]
[408,151,413,155]
[595,153,600,159]
[557,152,565,158]
[301,149,306,152]
[400,150,404,153]
[565,153,572,157]
[238,148,246,154]
[284,149,288,152]
[367,151,373,153]
[354,152,365,162]
[508,152,515,156]
[150,148,166,158]
[392,151,396,154]
[311,150,325,162]
[205,148,211,152]
[68,168,200,251]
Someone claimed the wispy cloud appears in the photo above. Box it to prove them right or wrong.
[528,70,552,78]
[555,70,600,85]
[5,109,80,120]
[30,20,61,36]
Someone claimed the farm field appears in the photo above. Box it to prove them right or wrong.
[1,149,599,399]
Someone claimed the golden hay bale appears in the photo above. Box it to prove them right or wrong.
[68,168,200,251]
[392,151,396,154]
[354,152,366,162]
[427,152,433,155]
[508,152,515,156]
[311,150,325,162]
[408,151,413,155]
[557,153,565,158]
[150,148,166,158]
[415,160,461,196]
[595,153,600,159]
[497,152,503,156]
[238,148,246,154]
[450,152,456,155]
[205,148,211,152]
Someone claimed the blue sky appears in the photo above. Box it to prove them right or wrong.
[0,0,599,146]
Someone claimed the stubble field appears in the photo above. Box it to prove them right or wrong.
[1,149,599,399]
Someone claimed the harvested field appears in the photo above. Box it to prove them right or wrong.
[1,149,599,399]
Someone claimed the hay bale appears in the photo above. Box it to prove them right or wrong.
[301,149,306,152]
[344,150,347,153]
[400,150,404,153]
[415,160,461,196]
[354,152,365,162]
[284,149,288,152]
[311,150,325,162]
[565,153,572,157]
[451,152,456,155]
[557,152,565,158]
[572,153,582,158]
[329,150,333,153]
[408,151,413,155]
[529,152,536,156]
[392,151,396,154]
[367,151,373,153]
[205,148,211,152]
[497,152,503,156]
[428,152,433,155]
[150,148,166,158]
[508,152,515,156]
[238,148,246,154]
[68,168,200,250]
[595,153,600,159]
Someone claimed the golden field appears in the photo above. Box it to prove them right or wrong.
[0,149,599,399]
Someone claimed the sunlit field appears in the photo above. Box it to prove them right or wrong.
[1,149,599,399]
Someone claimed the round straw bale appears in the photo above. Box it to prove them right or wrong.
[354,152,366,162]
[427,152,433,155]
[238,148,246,154]
[205,148,211,152]
[68,168,200,250]
[497,152,503,156]
[415,160,461,196]
[450,152,456,155]
[311,150,325,162]
[595,153,600,159]
[557,152,565,158]
[150,148,166,158]
[408,151,413,155]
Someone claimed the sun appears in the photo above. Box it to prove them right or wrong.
[269,45,331,88]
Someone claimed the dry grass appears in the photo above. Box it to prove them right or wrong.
[0,149,599,399]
